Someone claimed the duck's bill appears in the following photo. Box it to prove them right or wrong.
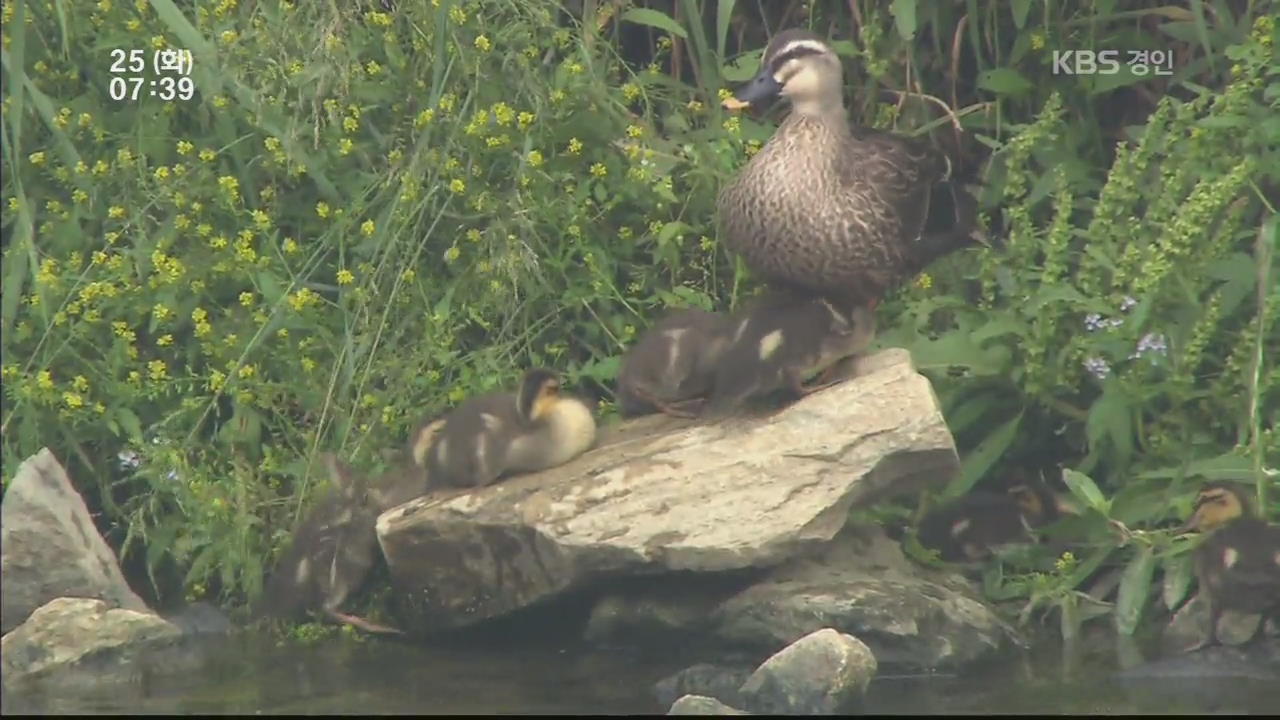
[722,70,783,111]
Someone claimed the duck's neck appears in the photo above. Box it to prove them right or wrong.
[787,96,849,129]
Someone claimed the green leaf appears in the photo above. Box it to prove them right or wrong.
[1085,386,1133,470]
[620,8,689,39]
[1011,0,1032,28]
[721,50,762,83]
[1062,469,1110,514]
[977,67,1033,95]
[890,0,917,41]
[115,407,144,441]
[1115,545,1156,635]
[1161,552,1194,611]
[945,411,1023,500]
[1137,450,1254,481]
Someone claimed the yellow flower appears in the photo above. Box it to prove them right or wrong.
[914,272,933,290]
[474,35,491,52]
[621,83,640,101]
[625,124,644,138]
[415,109,435,128]
[316,202,331,218]
[567,138,582,155]
[208,370,226,391]
[29,152,46,166]
[289,287,319,311]
[63,392,84,409]
[176,140,194,155]
[36,370,54,390]
[153,304,172,322]
[199,148,216,162]
[343,116,359,133]
[283,237,299,254]
[237,364,255,379]
[590,163,607,178]
[154,166,171,180]
[527,150,544,167]
[337,269,354,285]
[157,334,174,346]
[338,138,353,155]
[148,360,169,381]
[361,219,375,236]
[449,179,465,194]
[517,111,535,129]
[239,291,255,306]
[444,246,460,262]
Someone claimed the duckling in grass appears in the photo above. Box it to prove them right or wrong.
[425,368,597,488]
[917,480,1067,562]
[1179,481,1280,653]
[702,293,875,418]
[617,308,731,418]
[718,29,982,312]
[258,452,401,635]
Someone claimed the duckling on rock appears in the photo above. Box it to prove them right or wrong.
[425,368,597,489]
[258,452,401,635]
[702,293,875,418]
[718,29,981,311]
[916,480,1065,563]
[617,308,731,418]
[1179,481,1280,653]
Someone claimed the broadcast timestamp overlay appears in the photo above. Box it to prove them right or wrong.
[107,48,197,102]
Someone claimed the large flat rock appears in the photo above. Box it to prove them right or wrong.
[377,349,959,632]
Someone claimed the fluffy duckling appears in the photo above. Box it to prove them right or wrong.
[258,452,400,634]
[1179,481,1280,652]
[718,29,981,311]
[702,293,875,417]
[425,368,597,489]
[917,480,1067,562]
[617,308,731,418]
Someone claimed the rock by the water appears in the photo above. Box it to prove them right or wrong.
[668,694,750,715]
[1,449,149,634]
[711,525,1020,671]
[1164,592,1269,650]
[737,628,876,715]
[1,597,200,693]
[654,663,754,709]
[377,349,959,632]
[163,601,234,637]
[586,578,751,644]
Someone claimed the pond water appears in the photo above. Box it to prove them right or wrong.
[6,632,1279,714]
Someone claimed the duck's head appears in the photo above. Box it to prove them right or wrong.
[1181,482,1250,533]
[516,368,562,423]
[408,415,447,468]
[723,29,843,117]
[1007,483,1046,522]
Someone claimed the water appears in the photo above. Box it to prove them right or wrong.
[6,633,1279,714]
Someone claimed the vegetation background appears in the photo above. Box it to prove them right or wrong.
[2,0,1276,640]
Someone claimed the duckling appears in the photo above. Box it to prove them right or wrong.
[1179,481,1280,653]
[917,480,1065,562]
[425,368,597,488]
[702,293,875,417]
[718,29,981,311]
[258,452,400,634]
[617,308,731,418]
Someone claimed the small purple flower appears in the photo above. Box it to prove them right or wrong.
[117,450,141,470]
[1084,313,1105,332]
[1120,296,1138,312]
[1129,332,1168,360]
[1083,356,1111,380]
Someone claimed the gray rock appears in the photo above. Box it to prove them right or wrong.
[668,694,750,715]
[164,601,233,637]
[1,597,201,693]
[711,525,1021,671]
[586,579,747,644]
[654,663,754,709]
[1,449,149,634]
[1164,592,1269,651]
[377,349,959,632]
[738,628,876,714]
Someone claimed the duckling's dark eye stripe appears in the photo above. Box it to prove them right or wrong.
[768,46,827,75]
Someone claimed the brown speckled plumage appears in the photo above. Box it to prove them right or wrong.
[718,29,978,307]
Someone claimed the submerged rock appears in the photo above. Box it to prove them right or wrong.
[377,349,959,632]
[654,662,754,709]
[668,694,750,715]
[1,597,201,694]
[1,448,149,634]
[737,628,876,714]
[711,525,1020,671]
